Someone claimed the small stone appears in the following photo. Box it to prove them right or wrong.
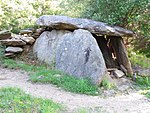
[4,52,16,57]
[0,30,11,40]
[5,47,23,53]
[0,39,26,46]
[20,36,35,44]
[20,30,33,35]
[36,28,45,33]
[27,28,35,32]
[32,35,40,39]
[34,32,40,36]
[114,69,125,78]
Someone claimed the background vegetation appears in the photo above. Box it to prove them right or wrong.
[0,0,61,33]
[0,0,149,56]
[60,0,150,57]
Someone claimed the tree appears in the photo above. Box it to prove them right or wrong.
[0,0,61,33]
[60,0,150,56]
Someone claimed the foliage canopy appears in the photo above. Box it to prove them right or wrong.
[0,0,149,55]
[0,0,61,33]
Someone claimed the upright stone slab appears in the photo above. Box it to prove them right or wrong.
[56,29,107,85]
[109,36,133,75]
[33,30,70,65]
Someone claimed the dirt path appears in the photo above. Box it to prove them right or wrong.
[0,67,150,113]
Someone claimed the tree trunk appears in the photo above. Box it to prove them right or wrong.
[109,36,133,75]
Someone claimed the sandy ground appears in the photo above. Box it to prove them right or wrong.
[0,67,150,113]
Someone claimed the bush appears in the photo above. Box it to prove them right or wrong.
[0,0,61,33]
[129,49,150,68]
[60,0,149,55]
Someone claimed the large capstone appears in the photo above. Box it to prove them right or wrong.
[36,15,134,37]
[33,30,71,65]
[55,29,107,85]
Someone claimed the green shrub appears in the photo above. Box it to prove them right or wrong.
[60,0,149,57]
[0,0,61,33]
[136,76,150,89]
[129,50,150,68]
[100,79,115,89]
[135,75,150,98]
[145,92,150,98]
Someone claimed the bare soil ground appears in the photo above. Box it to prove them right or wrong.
[0,67,150,113]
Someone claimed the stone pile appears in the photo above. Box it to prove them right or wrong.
[0,28,44,57]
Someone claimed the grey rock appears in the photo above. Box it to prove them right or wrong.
[5,47,23,53]
[36,28,45,34]
[0,30,11,40]
[0,76,7,80]
[114,69,125,78]
[36,15,134,37]
[133,67,150,77]
[55,29,107,85]
[34,32,41,36]
[33,30,71,65]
